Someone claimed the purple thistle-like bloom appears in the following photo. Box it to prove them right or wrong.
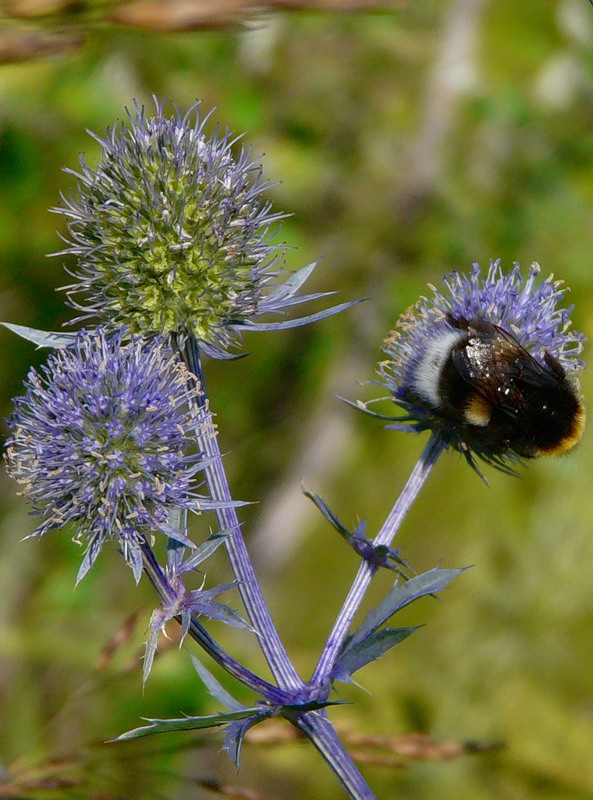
[53,99,351,356]
[379,261,586,472]
[5,329,206,582]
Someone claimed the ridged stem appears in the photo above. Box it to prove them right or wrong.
[179,334,303,691]
[297,711,377,799]
[311,433,446,685]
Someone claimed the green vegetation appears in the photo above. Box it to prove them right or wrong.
[2,2,593,797]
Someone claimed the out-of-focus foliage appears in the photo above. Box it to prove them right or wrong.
[2,1,593,798]
[0,0,400,64]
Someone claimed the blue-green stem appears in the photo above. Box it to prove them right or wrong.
[297,710,377,799]
[142,534,377,797]
[173,335,386,797]
[311,433,446,685]
[179,334,303,691]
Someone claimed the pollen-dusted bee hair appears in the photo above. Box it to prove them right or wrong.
[379,261,586,476]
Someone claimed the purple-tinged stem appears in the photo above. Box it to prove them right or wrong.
[179,335,303,691]
[140,539,292,704]
[298,711,377,799]
[143,537,375,798]
[311,433,446,686]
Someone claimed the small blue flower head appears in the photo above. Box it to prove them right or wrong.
[4,329,206,582]
[54,98,352,357]
[379,261,586,474]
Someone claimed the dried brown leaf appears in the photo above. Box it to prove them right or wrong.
[94,610,142,671]
[5,0,76,19]
[0,29,83,62]
[109,0,248,31]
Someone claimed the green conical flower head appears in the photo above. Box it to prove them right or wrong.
[55,99,287,348]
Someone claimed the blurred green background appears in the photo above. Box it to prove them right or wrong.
[2,0,593,798]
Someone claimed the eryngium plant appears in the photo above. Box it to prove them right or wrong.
[2,99,586,800]
[54,98,354,357]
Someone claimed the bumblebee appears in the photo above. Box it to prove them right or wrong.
[410,315,585,458]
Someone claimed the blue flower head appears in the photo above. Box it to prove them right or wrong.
[379,261,586,473]
[4,329,206,582]
[54,98,352,357]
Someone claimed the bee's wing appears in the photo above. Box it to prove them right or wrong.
[451,323,559,419]
[490,325,567,388]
